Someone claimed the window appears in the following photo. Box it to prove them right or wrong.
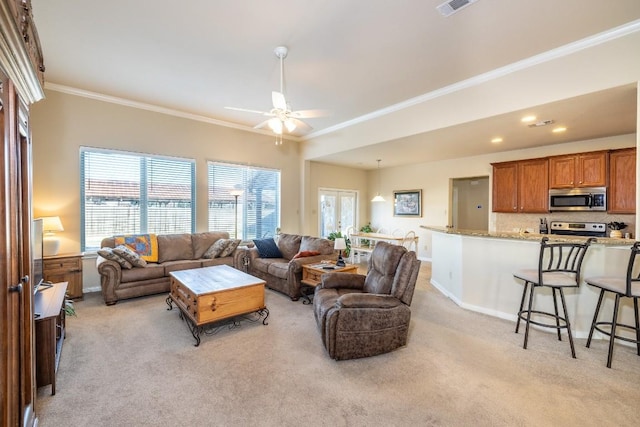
[80,148,195,251]
[208,161,280,240]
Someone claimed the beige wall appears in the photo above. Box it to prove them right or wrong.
[30,90,303,255]
[364,133,636,259]
[29,91,637,269]
[303,161,369,236]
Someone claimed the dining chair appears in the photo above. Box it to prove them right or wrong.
[346,225,369,264]
[392,228,404,237]
[402,230,417,252]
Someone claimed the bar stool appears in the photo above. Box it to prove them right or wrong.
[585,242,640,368]
[513,237,594,357]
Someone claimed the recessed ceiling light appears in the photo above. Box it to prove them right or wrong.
[491,137,503,144]
[552,127,567,133]
[521,115,536,123]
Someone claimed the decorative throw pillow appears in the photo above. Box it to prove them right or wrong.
[204,239,230,259]
[219,239,241,258]
[113,245,147,268]
[97,247,133,269]
[292,250,321,259]
[253,238,283,258]
[114,234,158,262]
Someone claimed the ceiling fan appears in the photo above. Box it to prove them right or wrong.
[225,46,326,138]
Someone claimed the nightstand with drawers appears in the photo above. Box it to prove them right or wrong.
[43,253,84,299]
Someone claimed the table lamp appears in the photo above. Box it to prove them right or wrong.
[42,216,64,256]
[334,237,347,267]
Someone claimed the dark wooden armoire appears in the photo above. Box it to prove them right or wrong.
[0,0,45,425]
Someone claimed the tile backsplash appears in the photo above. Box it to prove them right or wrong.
[494,212,636,238]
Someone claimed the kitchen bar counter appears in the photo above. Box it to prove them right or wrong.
[420,225,634,246]
[424,225,635,341]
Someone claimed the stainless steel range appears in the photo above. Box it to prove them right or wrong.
[549,221,607,237]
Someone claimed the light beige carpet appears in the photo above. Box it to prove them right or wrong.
[36,263,640,426]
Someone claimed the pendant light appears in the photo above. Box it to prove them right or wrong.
[371,159,385,202]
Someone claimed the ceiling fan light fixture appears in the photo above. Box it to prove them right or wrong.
[284,118,296,133]
[226,45,325,141]
[268,118,283,134]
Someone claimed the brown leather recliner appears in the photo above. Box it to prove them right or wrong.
[313,241,421,360]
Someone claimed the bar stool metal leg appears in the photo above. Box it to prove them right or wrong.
[635,298,640,356]
[551,288,562,342]
[523,281,536,350]
[558,288,576,358]
[586,289,605,348]
[606,295,621,368]
[515,281,529,334]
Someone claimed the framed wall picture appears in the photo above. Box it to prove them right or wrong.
[393,190,422,217]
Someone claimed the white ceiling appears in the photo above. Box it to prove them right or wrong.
[31,0,640,169]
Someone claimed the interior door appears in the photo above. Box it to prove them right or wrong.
[318,189,357,238]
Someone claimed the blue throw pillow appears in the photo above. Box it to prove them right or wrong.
[253,238,283,258]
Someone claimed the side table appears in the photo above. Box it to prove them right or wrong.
[34,281,68,395]
[300,262,358,304]
[44,253,83,299]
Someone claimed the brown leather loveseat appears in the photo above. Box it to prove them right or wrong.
[243,233,337,301]
[97,231,244,305]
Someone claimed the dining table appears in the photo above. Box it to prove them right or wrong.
[349,232,418,257]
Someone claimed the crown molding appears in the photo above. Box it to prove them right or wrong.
[0,0,44,104]
[44,82,303,142]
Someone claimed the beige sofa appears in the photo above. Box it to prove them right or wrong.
[97,232,244,305]
[243,233,338,301]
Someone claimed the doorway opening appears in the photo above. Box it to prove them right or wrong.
[450,176,489,231]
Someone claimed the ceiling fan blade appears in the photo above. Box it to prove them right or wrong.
[225,106,270,115]
[289,117,312,133]
[289,109,330,119]
[253,119,271,130]
[272,91,287,111]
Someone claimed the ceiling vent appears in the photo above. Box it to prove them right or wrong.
[528,119,555,128]
[436,0,478,17]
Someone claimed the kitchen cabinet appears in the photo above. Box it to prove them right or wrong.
[492,158,549,213]
[608,148,636,214]
[549,151,607,188]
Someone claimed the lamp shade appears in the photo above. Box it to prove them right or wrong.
[371,159,385,202]
[41,216,64,233]
[333,237,347,250]
[40,216,64,256]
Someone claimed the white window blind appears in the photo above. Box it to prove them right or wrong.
[208,161,280,240]
[80,148,195,250]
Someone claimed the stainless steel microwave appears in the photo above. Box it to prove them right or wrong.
[548,187,607,211]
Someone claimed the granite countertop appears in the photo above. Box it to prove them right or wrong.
[420,225,634,246]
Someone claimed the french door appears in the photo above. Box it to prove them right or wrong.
[318,189,357,238]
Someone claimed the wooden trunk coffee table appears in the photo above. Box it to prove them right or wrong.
[166,265,269,346]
